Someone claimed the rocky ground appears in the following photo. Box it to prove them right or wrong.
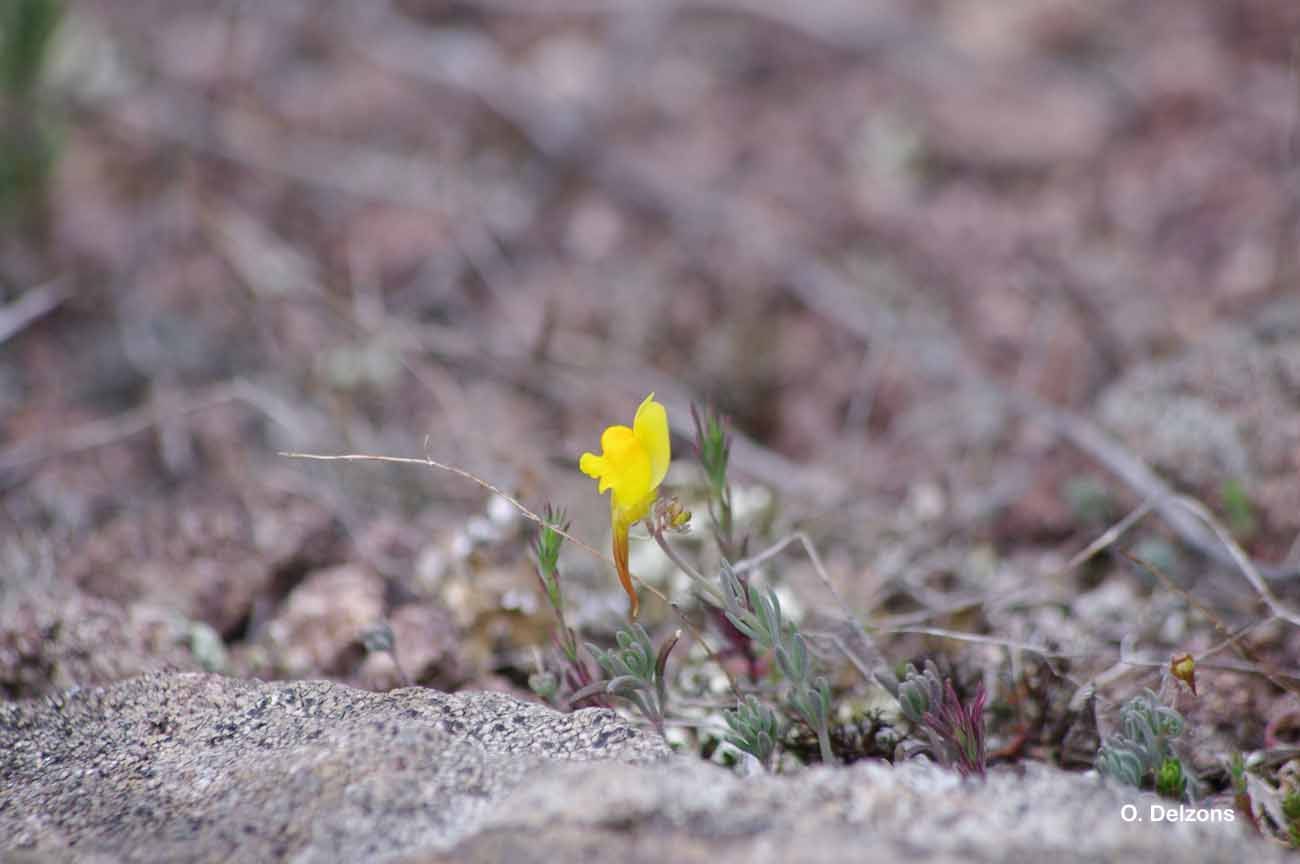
[0,673,1281,863]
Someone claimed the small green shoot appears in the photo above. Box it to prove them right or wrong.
[1155,757,1186,800]
[691,402,738,560]
[1220,478,1258,542]
[530,505,605,707]
[723,694,781,770]
[584,623,680,737]
[534,505,569,627]
[1285,789,1300,848]
[721,563,834,763]
[1096,689,1192,800]
[1229,752,1259,832]
[878,660,986,778]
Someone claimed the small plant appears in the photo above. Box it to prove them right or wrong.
[1155,756,1186,800]
[877,660,987,778]
[920,679,988,779]
[1229,752,1260,832]
[1284,789,1300,848]
[584,623,680,736]
[1096,689,1191,800]
[286,395,850,768]
[1220,478,1258,542]
[1223,752,1300,843]
[879,659,943,727]
[723,695,781,769]
[721,563,834,764]
[691,403,739,560]
[530,505,605,708]
[533,504,573,654]
[688,402,765,679]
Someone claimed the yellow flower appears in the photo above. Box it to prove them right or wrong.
[579,393,670,618]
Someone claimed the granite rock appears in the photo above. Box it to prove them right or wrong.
[426,758,1278,864]
[0,673,1282,864]
[0,673,667,862]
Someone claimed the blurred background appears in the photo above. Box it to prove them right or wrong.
[2,0,1299,721]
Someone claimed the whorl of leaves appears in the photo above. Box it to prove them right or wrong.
[1096,689,1190,800]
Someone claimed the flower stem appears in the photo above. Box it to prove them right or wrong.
[650,525,724,605]
[816,721,834,764]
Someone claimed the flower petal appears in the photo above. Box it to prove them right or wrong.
[633,393,671,488]
[600,424,637,455]
[579,452,605,479]
[591,424,652,516]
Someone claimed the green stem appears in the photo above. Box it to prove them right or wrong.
[815,721,834,765]
[651,527,724,604]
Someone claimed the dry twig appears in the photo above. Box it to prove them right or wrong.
[0,280,66,347]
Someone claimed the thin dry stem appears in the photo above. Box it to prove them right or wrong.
[732,529,874,660]
[1052,497,1156,579]
[881,626,1085,672]
[280,449,608,560]
[802,630,877,682]
[1170,495,1300,629]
